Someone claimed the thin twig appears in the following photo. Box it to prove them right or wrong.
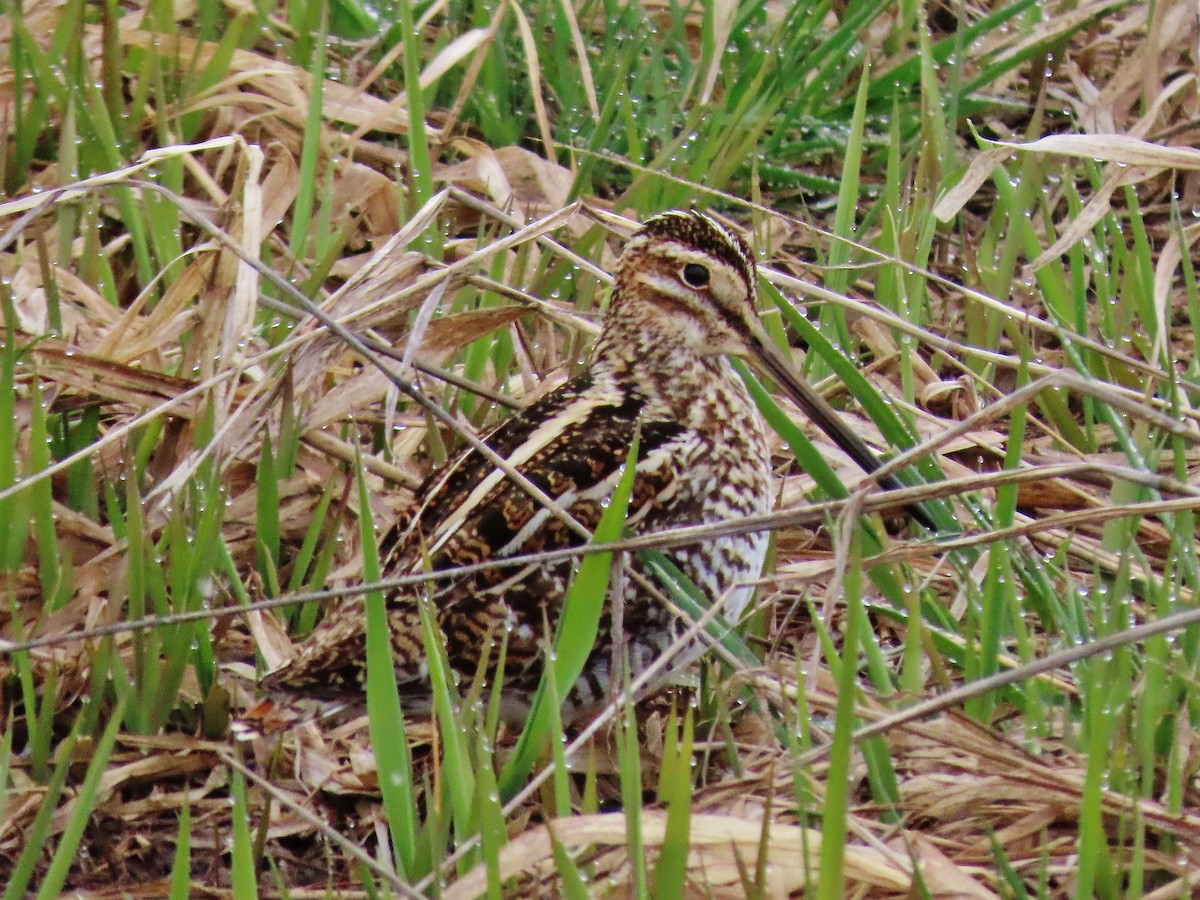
[4,460,1198,656]
[218,751,424,899]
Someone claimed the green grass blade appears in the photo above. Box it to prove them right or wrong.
[2,708,86,900]
[288,1,328,261]
[638,551,758,670]
[816,526,862,900]
[474,738,507,899]
[542,656,571,820]
[285,479,338,624]
[760,288,949,502]
[28,369,63,608]
[967,363,1028,722]
[26,662,57,784]
[549,829,591,900]
[499,429,641,799]
[181,12,248,139]
[416,591,475,848]
[36,696,129,899]
[652,704,694,896]
[0,720,9,831]
[860,735,901,825]
[822,64,870,311]
[398,0,434,214]
[618,688,648,900]
[256,433,281,589]
[229,764,258,900]
[358,455,419,879]
[0,287,30,571]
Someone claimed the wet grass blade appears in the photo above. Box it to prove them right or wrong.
[638,551,758,670]
[288,0,328,262]
[2,707,86,900]
[416,591,475,852]
[499,429,640,800]
[549,829,590,900]
[36,696,128,899]
[652,704,694,896]
[168,794,192,900]
[816,526,862,900]
[474,734,507,897]
[28,368,64,608]
[285,479,338,628]
[618,686,649,899]
[760,287,953,515]
[0,288,28,572]
[398,0,433,213]
[358,454,419,879]
[0,723,9,833]
[229,764,257,900]
[256,433,281,591]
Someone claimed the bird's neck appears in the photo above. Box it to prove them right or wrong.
[592,321,751,429]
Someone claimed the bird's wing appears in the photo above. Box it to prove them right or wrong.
[267,372,691,690]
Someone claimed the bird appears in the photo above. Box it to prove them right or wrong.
[263,209,925,718]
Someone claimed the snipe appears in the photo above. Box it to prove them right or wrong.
[264,210,921,716]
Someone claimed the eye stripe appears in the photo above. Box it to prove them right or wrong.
[636,270,700,303]
[639,210,757,303]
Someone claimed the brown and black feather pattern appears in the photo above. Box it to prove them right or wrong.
[264,210,776,711]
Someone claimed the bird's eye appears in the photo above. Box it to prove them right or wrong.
[681,263,710,288]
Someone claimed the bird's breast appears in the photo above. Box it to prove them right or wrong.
[630,384,774,624]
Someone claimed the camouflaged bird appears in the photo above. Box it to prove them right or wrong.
[264,210,917,717]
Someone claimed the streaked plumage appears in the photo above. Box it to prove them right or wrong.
[264,210,907,716]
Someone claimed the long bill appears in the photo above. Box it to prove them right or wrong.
[745,325,937,531]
